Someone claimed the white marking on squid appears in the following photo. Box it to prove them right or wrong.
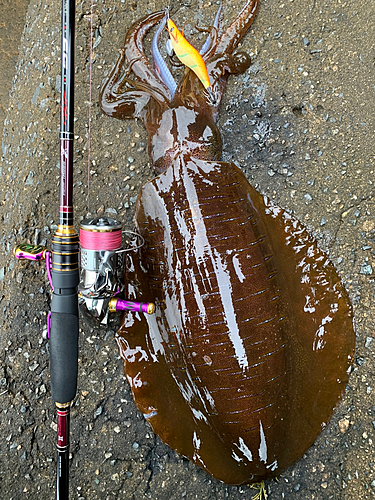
[126,372,142,389]
[231,450,242,463]
[307,245,315,258]
[264,195,282,218]
[232,254,246,283]
[266,460,278,471]
[143,409,158,419]
[133,372,143,388]
[147,312,165,359]
[123,345,148,363]
[213,248,249,370]
[313,303,339,351]
[192,431,206,466]
[119,337,149,363]
[259,421,267,463]
[202,386,216,411]
[234,437,253,462]
[142,183,189,334]
[182,166,249,372]
[191,408,208,423]
[304,295,316,314]
[170,371,211,424]
[193,431,201,450]
[171,371,194,404]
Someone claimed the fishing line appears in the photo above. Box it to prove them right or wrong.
[80,224,122,250]
[75,1,154,324]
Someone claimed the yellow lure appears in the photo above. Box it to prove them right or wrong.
[167,18,211,90]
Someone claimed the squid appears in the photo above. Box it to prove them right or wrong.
[100,1,355,485]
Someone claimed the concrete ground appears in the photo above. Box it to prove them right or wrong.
[1,0,374,498]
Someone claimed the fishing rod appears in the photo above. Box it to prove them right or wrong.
[14,0,154,497]
[51,0,79,496]
[15,0,79,496]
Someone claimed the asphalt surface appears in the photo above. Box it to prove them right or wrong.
[1,0,375,498]
[0,0,29,126]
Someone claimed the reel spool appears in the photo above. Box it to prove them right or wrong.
[79,216,123,299]
[78,216,149,324]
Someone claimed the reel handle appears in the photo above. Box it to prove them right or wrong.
[109,297,155,315]
[14,244,48,261]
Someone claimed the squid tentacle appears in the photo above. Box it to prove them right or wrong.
[124,11,170,100]
[198,26,219,62]
[199,3,222,57]
[151,14,177,99]
[120,76,170,106]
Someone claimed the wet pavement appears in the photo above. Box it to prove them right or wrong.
[0,0,29,126]
[1,0,375,498]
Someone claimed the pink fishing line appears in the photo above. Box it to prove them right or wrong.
[80,228,122,250]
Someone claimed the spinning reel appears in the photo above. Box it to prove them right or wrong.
[78,216,154,324]
[15,216,154,333]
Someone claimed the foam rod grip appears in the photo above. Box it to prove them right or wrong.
[49,306,79,404]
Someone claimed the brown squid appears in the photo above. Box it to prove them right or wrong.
[100,0,355,485]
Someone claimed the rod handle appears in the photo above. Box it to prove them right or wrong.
[50,295,79,404]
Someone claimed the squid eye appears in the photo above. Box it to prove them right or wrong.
[170,27,174,32]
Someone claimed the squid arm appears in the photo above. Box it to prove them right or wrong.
[199,3,222,57]
[100,49,152,120]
